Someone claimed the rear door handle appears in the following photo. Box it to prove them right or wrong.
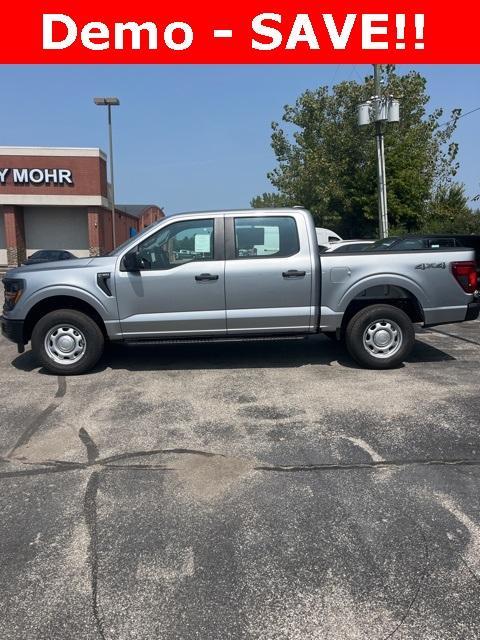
[195,273,219,281]
[282,270,306,278]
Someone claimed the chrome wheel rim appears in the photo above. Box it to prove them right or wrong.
[44,324,86,365]
[363,319,403,359]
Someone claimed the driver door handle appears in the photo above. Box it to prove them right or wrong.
[282,270,306,278]
[195,273,219,281]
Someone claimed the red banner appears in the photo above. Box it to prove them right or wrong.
[0,1,478,63]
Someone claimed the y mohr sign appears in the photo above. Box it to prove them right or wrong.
[0,168,74,185]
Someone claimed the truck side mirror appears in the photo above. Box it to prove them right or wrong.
[122,251,141,272]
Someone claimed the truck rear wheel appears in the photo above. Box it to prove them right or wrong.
[345,304,415,369]
[31,309,104,375]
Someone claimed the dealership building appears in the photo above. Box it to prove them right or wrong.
[0,146,164,267]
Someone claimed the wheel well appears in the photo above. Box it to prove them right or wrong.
[341,286,424,334]
[24,296,107,342]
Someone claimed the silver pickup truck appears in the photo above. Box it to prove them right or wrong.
[2,208,479,374]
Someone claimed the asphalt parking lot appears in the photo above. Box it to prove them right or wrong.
[1,322,479,639]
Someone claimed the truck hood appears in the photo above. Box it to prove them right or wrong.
[4,256,118,279]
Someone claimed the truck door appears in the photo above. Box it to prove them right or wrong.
[224,214,313,333]
[115,217,226,338]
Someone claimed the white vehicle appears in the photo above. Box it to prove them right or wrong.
[323,239,375,253]
[315,227,342,246]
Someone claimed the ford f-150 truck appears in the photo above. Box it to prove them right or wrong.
[2,208,479,374]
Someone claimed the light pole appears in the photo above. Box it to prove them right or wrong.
[374,65,388,240]
[358,66,399,238]
[94,97,120,248]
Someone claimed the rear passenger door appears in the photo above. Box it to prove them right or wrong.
[224,214,313,334]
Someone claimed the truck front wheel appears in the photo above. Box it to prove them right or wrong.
[31,309,104,375]
[345,304,415,369]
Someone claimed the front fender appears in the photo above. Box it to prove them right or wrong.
[18,284,109,318]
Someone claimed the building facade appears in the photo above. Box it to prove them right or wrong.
[0,146,164,267]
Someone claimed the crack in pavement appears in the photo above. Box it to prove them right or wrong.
[3,450,480,479]
[103,464,175,471]
[450,548,480,587]
[0,465,85,479]
[255,456,480,472]
[79,428,100,465]
[99,448,218,465]
[6,376,67,458]
[55,376,67,398]
[382,526,430,639]
[84,471,106,640]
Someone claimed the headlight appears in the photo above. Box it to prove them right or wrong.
[3,278,25,312]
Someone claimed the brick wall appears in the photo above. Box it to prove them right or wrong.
[139,205,165,228]
[4,205,26,266]
[89,207,140,256]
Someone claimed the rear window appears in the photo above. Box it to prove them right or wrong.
[426,238,456,249]
[394,239,425,250]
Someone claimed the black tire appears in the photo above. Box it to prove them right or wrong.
[345,304,415,369]
[31,309,104,375]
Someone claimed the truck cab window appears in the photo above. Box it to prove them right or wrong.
[136,219,214,269]
[234,216,299,259]
[394,238,425,250]
[427,238,456,249]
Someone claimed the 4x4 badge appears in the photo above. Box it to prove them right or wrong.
[415,262,446,270]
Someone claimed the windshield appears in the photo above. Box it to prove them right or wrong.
[30,250,53,259]
[107,222,162,256]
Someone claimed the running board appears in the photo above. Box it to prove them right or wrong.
[124,335,307,346]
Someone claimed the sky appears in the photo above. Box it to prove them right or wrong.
[0,64,479,214]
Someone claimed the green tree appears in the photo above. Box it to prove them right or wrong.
[250,192,289,208]
[252,67,461,238]
[420,184,480,234]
